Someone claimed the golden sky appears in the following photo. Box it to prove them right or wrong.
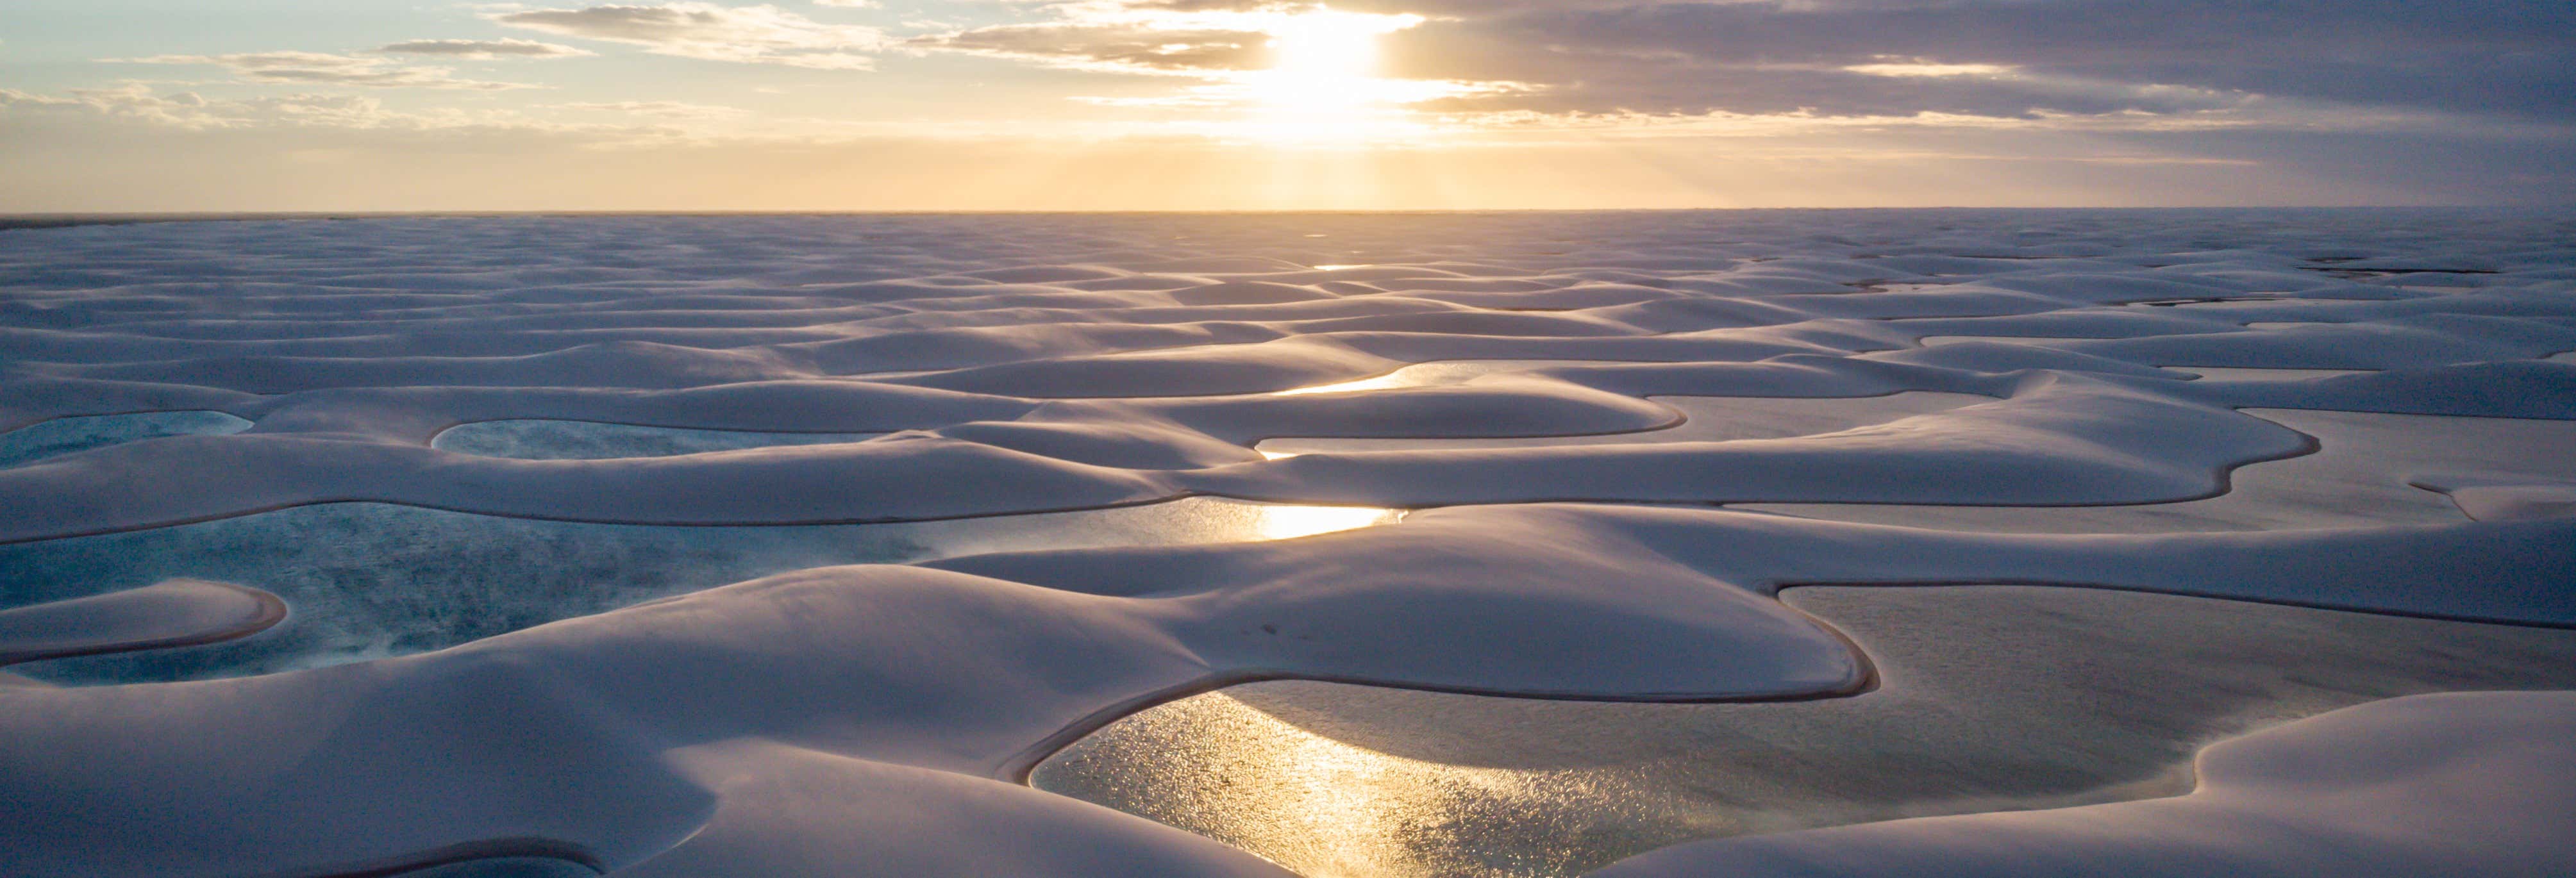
[4,1,2571,210]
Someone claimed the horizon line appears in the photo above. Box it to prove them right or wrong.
[7,204,2563,232]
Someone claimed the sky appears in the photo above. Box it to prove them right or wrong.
[2,0,2572,211]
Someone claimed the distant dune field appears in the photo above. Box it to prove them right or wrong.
[3,210,2573,877]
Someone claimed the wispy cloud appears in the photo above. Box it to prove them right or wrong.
[1842,62,2017,79]
[913,22,1273,74]
[491,3,885,70]
[6,83,435,130]
[1,81,721,145]
[374,38,595,60]
[110,51,533,90]
[0,88,81,109]
[553,100,750,118]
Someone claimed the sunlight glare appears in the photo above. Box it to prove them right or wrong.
[1246,9,1428,142]
[1032,690,1641,877]
[1260,12,1399,106]
[1275,374,1409,395]
[1255,504,1401,540]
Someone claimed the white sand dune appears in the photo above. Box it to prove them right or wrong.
[0,210,2571,876]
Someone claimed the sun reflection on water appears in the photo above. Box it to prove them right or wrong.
[1271,359,1602,396]
[1275,373,1416,395]
[1254,504,1401,540]
[1032,690,1710,877]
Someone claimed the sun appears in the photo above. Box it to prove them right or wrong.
[1249,10,1426,124]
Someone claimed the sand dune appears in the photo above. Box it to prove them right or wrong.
[1,210,2571,876]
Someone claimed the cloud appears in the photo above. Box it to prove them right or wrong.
[1843,62,2017,79]
[491,3,885,69]
[2,83,396,130]
[0,88,81,109]
[0,82,721,147]
[1,84,254,129]
[374,38,594,59]
[913,22,1273,74]
[555,100,751,117]
[1360,0,2576,121]
[112,51,533,90]
[920,0,2574,127]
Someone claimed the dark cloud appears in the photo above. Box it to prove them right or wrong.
[955,0,2576,122]
[1370,0,2576,119]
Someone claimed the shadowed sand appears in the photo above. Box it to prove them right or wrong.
[0,579,283,667]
